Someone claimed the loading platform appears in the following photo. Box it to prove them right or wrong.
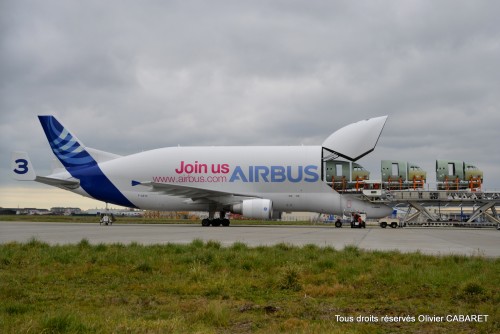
[336,188,500,228]
[325,158,498,228]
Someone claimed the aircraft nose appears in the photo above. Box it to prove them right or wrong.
[367,204,394,219]
[347,197,393,219]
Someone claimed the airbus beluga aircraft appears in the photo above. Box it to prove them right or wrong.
[11,115,393,226]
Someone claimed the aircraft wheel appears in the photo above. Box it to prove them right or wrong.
[221,219,230,226]
[212,218,221,227]
[201,218,210,227]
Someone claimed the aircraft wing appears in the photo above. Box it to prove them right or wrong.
[134,181,259,204]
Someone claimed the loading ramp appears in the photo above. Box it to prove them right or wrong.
[357,189,500,228]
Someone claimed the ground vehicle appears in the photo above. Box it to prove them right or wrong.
[351,220,366,228]
[99,213,115,225]
[350,213,366,228]
[379,217,399,228]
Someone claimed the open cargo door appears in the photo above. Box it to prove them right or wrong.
[322,116,388,161]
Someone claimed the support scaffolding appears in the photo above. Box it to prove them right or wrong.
[466,202,499,224]
[361,190,500,228]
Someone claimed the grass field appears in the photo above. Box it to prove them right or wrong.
[0,239,498,333]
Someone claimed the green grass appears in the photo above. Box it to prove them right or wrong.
[0,240,498,333]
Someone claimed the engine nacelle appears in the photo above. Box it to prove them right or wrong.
[231,199,273,220]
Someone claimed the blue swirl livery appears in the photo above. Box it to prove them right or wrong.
[38,116,136,208]
[39,116,96,168]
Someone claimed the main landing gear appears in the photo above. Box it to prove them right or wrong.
[201,211,230,227]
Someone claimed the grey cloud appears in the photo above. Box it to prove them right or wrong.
[1,0,499,191]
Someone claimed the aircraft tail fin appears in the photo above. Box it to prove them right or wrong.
[38,115,99,168]
[11,151,37,181]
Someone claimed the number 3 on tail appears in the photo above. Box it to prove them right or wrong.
[14,159,29,175]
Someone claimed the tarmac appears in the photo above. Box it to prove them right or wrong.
[0,221,499,257]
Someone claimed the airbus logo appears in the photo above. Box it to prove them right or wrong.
[229,165,319,183]
[171,161,320,183]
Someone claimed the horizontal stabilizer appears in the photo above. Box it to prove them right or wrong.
[11,151,80,189]
[11,151,36,181]
[322,116,388,161]
[35,176,80,190]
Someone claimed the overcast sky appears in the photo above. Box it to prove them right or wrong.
[1,0,499,210]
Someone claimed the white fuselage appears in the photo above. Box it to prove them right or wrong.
[58,145,391,218]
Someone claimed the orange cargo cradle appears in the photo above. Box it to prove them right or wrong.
[469,176,482,191]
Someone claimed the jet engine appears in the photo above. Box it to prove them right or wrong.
[231,199,273,220]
